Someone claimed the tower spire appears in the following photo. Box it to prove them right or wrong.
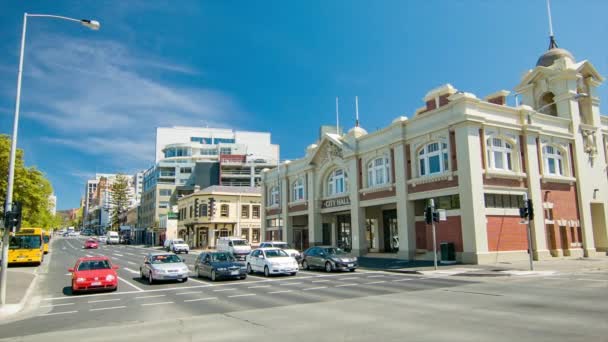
[546,0,558,49]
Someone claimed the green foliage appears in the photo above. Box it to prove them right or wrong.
[109,174,130,230]
[0,134,56,229]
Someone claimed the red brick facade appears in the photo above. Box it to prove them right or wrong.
[415,216,463,252]
[266,208,282,216]
[541,182,580,220]
[288,203,308,213]
[483,177,526,188]
[486,216,528,251]
[360,189,396,201]
[408,177,459,193]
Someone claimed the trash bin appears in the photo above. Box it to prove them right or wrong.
[440,242,456,262]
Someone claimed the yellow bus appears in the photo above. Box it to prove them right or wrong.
[8,227,44,265]
[43,230,51,254]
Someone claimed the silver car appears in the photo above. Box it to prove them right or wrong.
[139,252,189,284]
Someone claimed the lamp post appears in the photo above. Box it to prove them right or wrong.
[1,13,100,306]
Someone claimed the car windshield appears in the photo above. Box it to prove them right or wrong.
[173,239,184,244]
[265,249,289,258]
[9,235,41,250]
[272,243,291,249]
[231,240,249,246]
[151,254,182,264]
[212,253,235,262]
[43,236,50,243]
[87,239,96,243]
[324,248,347,255]
[77,260,111,271]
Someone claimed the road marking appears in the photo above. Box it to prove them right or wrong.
[122,267,140,275]
[141,301,174,306]
[247,285,270,289]
[90,306,126,311]
[184,297,217,302]
[268,290,292,294]
[135,295,166,299]
[303,286,327,291]
[127,261,136,265]
[365,281,386,285]
[64,273,72,276]
[88,298,121,304]
[335,283,359,287]
[40,303,75,308]
[339,277,358,281]
[213,288,236,292]
[227,293,256,298]
[175,291,200,296]
[575,278,608,282]
[124,252,135,256]
[38,311,78,316]
[113,253,124,257]
[185,277,209,284]
[118,276,144,292]
[392,278,413,282]
[86,254,93,257]
[279,282,302,286]
[366,275,385,278]
[311,279,330,283]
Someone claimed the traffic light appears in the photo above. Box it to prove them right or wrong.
[432,211,439,223]
[519,199,534,220]
[4,201,22,231]
[527,199,534,220]
[425,207,433,224]
[519,207,528,219]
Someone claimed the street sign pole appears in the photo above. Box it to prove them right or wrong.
[430,199,437,270]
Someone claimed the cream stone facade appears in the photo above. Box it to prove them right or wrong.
[261,43,608,264]
[177,186,262,249]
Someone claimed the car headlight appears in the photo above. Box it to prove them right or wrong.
[105,275,115,281]
[217,268,227,271]
[76,277,86,283]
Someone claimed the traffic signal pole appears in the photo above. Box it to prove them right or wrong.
[523,194,534,271]
[429,199,438,270]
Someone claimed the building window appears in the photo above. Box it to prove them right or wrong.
[484,193,524,209]
[543,145,564,176]
[486,137,514,171]
[538,92,557,116]
[214,138,236,144]
[367,156,391,187]
[414,195,461,215]
[327,169,348,196]
[220,204,229,217]
[200,203,208,217]
[191,137,213,144]
[269,186,280,206]
[418,142,449,177]
[241,205,250,219]
[159,201,169,209]
[241,228,250,242]
[189,206,193,218]
[252,205,260,219]
[220,147,232,155]
[252,228,260,243]
[292,178,305,201]
[180,167,192,174]
[159,189,172,196]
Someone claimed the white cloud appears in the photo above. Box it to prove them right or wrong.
[19,34,243,166]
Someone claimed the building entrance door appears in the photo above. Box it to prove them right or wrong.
[198,229,208,249]
[366,218,379,252]
[322,223,331,245]
[591,203,608,252]
[383,209,398,253]
[293,229,309,251]
[336,214,352,252]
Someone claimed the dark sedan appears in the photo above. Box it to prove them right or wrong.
[301,246,358,272]
[194,251,247,281]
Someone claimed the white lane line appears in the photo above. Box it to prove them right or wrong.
[118,276,144,292]
[113,253,124,257]
[86,254,93,257]
[311,279,330,283]
[90,306,126,312]
[392,278,413,282]
[140,253,148,255]
[141,301,174,306]
[339,277,358,281]
[135,295,166,299]
[366,275,386,278]
[184,297,217,302]
[213,288,236,292]
[38,311,78,317]
[227,294,256,298]
[279,282,302,286]
[175,291,200,296]
[127,261,136,265]
[575,278,608,282]
[122,267,140,275]
[303,286,327,291]
[88,298,121,304]
[185,277,209,284]
[64,273,71,276]
[335,283,359,287]
[40,303,75,308]
[247,285,270,289]
[124,252,135,256]
[268,290,292,294]
[365,281,386,285]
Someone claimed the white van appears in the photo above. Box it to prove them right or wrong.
[216,237,251,261]
[106,231,120,245]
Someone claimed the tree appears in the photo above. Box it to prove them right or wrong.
[108,174,130,230]
[0,135,56,228]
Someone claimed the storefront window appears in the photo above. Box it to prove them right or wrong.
[252,229,260,243]
[241,228,250,242]
[414,195,461,215]
[336,214,352,252]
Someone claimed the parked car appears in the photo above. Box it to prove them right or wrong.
[259,241,301,262]
[98,235,108,244]
[68,256,118,293]
[245,248,298,277]
[216,237,251,261]
[166,239,189,254]
[301,246,358,272]
[139,252,189,284]
[84,239,98,249]
[194,251,247,281]
[106,231,119,244]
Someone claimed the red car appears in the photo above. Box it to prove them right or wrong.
[69,256,119,293]
[84,239,99,249]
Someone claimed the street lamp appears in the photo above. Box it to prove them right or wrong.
[1,12,100,306]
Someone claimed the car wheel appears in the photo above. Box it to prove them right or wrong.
[185,251,189,254]
[240,275,247,280]
[181,277,188,283]
[264,266,270,277]
[148,272,154,285]
[349,268,356,272]
[211,270,217,282]
[140,268,144,279]
[325,262,332,273]
[302,260,309,270]
[290,272,297,276]
[246,263,253,274]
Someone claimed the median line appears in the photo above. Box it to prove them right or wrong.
[335,283,358,287]
[213,288,236,292]
[247,285,270,289]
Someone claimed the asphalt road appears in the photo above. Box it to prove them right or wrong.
[0,236,473,339]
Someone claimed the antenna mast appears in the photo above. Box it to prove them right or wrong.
[546,0,558,49]
[335,97,340,135]
[355,96,360,127]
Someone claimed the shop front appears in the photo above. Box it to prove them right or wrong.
[320,196,353,252]
[363,205,399,254]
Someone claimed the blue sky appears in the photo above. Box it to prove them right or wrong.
[1,1,606,210]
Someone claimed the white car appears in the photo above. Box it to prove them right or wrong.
[245,248,299,277]
[98,236,108,243]
[168,239,189,254]
[258,241,301,262]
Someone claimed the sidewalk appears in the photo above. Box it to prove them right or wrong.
[0,268,37,318]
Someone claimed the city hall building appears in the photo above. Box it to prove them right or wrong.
[261,42,608,264]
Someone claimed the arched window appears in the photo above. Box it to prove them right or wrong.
[292,178,305,201]
[486,137,514,171]
[327,169,348,196]
[539,92,557,116]
[269,186,280,206]
[543,145,564,176]
[418,142,449,177]
[367,157,391,187]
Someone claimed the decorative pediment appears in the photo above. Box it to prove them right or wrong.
[307,133,345,168]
